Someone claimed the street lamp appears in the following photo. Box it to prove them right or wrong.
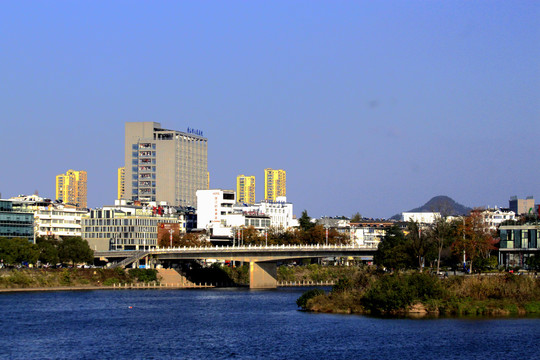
[169,228,173,248]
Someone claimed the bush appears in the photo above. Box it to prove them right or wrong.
[361,272,445,314]
[128,269,158,283]
[103,278,121,286]
[296,288,326,309]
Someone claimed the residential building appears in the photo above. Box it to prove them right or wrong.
[10,195,88,239]
[196,189,236,231]
[480,207,516,231]
[124,122,208,207]
[499,224,540,268]
[118,167,125,200]
[264,168,286,201]
[350,221,393,248]
[236,175,255,204]
[82,200,185,251]
[0,199,34,242]
[402,212,440,224]
[509,196,535,215]
[55,170,88,209]
[234,196,297,230]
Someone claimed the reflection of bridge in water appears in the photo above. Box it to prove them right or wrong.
[95,244,377,288]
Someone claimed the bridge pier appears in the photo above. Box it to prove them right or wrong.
[249,261,277,289]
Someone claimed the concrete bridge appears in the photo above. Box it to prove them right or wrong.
[95,244,377,289]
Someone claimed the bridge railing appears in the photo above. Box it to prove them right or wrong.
[147,243,378,252]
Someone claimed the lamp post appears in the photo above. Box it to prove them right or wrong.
[169,228,173,248]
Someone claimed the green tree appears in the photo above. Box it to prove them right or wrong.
[407,221,434,272]
[58,237,94,265]
[525,255,540,271]
[299,210,315,231]
[374,226,414,270]
[36,236,60,265]
[427,217,457,274]
[350,212,362,223]
[0,237,39,265]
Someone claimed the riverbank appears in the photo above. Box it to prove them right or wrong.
[299,271,540,317]
[0,268,159,290]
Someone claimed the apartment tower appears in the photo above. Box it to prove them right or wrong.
[264,168,286,201]
[117,167,125,200]
[236,175,256,204]
[124,122,208,207]
[55,169,88,208]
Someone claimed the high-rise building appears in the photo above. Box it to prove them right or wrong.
[55,170,87,209]
[124,122,208,207]
[118,167,125,200]
[264,169,286,201]
[509,196,535,215]
[236,175,255,204]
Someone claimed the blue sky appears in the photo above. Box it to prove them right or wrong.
[1,1,538,218]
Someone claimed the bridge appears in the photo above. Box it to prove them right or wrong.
[95,244,377,289]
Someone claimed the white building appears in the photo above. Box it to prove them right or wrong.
[233,196,297,230]
[196,191,295,240]
[402,212,441,224]
[481,207,516,231]
[10,195,88,239]
[196,189,236,231]
[350,221,393,248]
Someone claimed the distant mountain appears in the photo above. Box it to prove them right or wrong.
[390,195,471,220]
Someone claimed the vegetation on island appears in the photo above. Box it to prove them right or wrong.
[297,212,540,317]
[298,270,540,316]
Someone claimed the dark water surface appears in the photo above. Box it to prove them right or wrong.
[1,287,539,359]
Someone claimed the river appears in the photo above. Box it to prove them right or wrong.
[0,287,539,359]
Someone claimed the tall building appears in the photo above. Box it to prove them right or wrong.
[264,169,286,201]
[55,170,87,209]
[509,196,535,215]
[236,175,255,204]
[124,122,208,207]
[118,167,125,200]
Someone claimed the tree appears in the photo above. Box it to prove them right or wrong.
[427,216,458,274]
[0,237,39,265]
[374,225,414,270]
[350,212,362,223]
[406,221,434,272]
[36,236,60,265]
[451,211,498,273]
[58,237,94,265]
[299,210,315,231]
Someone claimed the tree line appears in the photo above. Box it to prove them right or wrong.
[374,211,499,273]
[0,236,94,267]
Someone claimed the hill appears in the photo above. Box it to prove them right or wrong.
[390,195,471,220]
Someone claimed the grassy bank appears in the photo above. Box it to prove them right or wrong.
[299,271,540,317]
[0,268,158,289]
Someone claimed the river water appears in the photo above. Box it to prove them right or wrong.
[0,287,539,359]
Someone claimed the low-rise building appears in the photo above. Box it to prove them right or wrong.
[10,195,88,239]
[82,200,185,251]
[0,199,34,242]
[480,207,516,231]
[499,224,540,268]
[402,212,440,224]
[350,221,393,248]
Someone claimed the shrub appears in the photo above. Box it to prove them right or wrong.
[128,269,158,283]
[296,288,326,309]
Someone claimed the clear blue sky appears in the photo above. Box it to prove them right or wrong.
[1,1,538,218]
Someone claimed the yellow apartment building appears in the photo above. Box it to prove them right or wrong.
[55,169,88,209]
[237,175,256,204]
[264,169,286,201]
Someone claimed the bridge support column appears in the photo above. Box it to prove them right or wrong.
[249,261,277,289]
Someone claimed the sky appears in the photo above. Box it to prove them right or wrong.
[0,1,538,219]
